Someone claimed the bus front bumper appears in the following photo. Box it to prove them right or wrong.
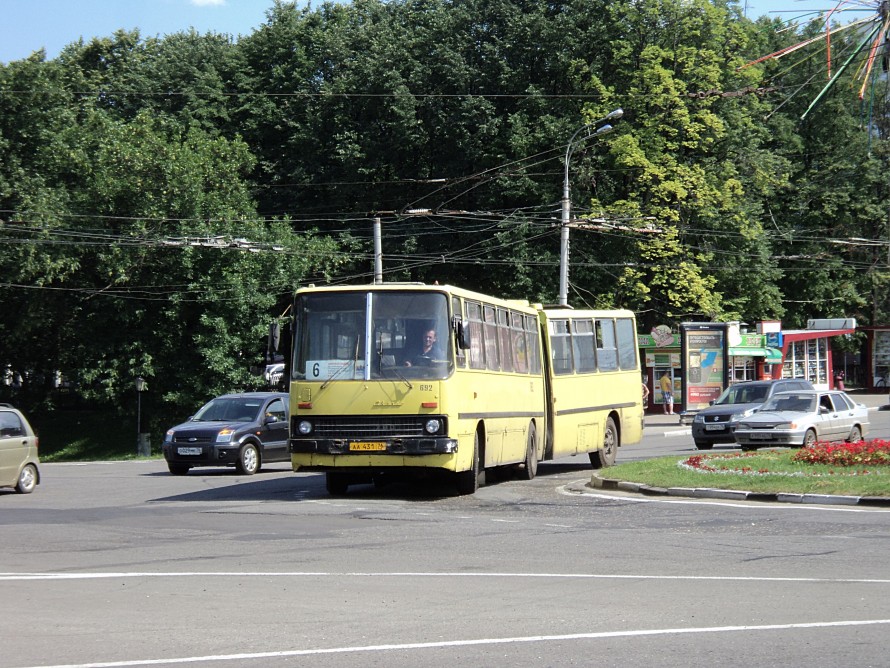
[290,437,458,455]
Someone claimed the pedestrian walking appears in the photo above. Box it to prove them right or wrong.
[834,369,845,391]
[659,371,674,415]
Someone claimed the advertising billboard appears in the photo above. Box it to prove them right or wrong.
[680,323,728,411]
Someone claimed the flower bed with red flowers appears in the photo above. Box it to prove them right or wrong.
[677,440,890,481]
[791,439,890,467]
[680,451,807,477]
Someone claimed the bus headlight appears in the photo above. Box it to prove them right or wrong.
[298,420,313,435]
[424,418,441,434]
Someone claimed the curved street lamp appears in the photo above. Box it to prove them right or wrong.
[558,108,624,307]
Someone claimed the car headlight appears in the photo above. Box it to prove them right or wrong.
[298,420,312,435]
[165,429,174,442]
[424,418,442,434]
[215,428,236,443]
[693,414,704,423]
[776,422,795,430]
[730,409,755,423]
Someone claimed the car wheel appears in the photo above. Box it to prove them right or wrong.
[236,443,260,475]
[847,426,862,443]
[15,464,37,494]
[803,429,817,448]
[590,417,618,468]
[518,422,538,481]
[326,472,349,495]
[694,440,713,450]
[167,463,190,476]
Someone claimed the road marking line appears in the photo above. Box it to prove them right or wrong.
[13,619,890,668]
[2,571,889,583]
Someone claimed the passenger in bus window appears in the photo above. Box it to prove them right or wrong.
[405,328,443,366]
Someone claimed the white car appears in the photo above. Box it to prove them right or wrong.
[734,390,869,451]
[0,404,40,493]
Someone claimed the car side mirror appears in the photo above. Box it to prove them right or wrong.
[819,406,830,414]
[264,415,279,424]
[708,400,715,406]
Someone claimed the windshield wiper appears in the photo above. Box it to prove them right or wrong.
[376,343,413,390]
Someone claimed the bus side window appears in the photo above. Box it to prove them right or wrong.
[550,319,573,375]
[511,311,528,373]
[595,319,618,371]
[498,308,514,373]
[467,301,486,370]
[616,318,639,370]
[572,318,596,373]
[526,315,541,375]
[483,305,499,371]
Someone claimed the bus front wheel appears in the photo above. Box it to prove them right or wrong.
[455,431,484,495]
[326,472,349,495]
[590,417,618,469]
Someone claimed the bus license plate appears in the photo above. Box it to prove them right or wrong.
[704,424,725,431]
[349,441,387,451]
[177,447,202,455]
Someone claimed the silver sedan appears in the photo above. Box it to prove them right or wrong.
[733,390,869,451]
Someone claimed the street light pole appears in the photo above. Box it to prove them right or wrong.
[136,376,147,456]
[558,108,623,307]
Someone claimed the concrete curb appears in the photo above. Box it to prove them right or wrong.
[587,472,890,507]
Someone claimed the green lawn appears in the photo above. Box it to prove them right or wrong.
[608,449,890,497]
[35,410,153,462]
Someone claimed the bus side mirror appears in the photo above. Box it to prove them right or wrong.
[454,318,471,350]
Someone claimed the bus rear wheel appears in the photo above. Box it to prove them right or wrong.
[590,417,618,469]
[455,431,484,495]
[518,422,538,481]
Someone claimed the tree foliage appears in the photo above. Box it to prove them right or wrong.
[1,0,887,430]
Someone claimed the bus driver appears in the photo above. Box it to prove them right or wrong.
[405,329,443,367]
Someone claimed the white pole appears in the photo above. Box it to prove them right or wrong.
[373,217,383,284]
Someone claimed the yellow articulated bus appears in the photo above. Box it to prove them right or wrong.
[288,283,643,495]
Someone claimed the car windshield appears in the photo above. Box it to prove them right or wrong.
[192,398,262,422]
[761,394,816,413]
[714,384,769,405]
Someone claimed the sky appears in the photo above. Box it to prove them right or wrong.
[0,0,277,64]
[0,0,865,65]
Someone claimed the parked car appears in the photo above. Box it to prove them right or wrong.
[690,379,814,450]
[734,390,869,451]
[162,392,289,475]
[0,403,40,494]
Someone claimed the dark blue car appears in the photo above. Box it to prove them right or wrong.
[162,392,289,475]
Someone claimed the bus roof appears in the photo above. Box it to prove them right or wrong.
[538,307,637,319]
[294,283,635,319]
[295,283,536,311]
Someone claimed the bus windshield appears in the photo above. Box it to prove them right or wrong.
[293,290,452,381]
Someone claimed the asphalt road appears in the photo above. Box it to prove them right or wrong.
[2,406,890,668]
